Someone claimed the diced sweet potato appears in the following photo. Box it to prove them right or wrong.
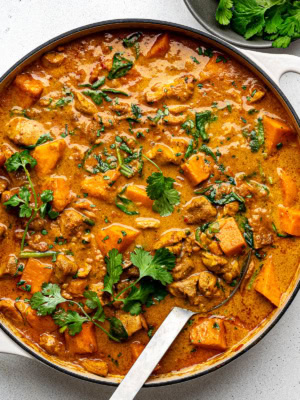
[65,322,97,354]
[182,153,210,186]
[130,341,160,371]
[0,151,6,167]
[277,169,297,207]
[80,359,108,377]
[25,306,57,332]
[96,223,140,255]
[254,258,281,307]
[147,33,170,58]
[190,318,227,351]
[198,53,227,83]
[43,175,72,211]
[126,185,153,207]
[20,258,53,293]
[32,139,66,176]
[81,170,120,201]
[14,73,44,99]
[67,279,88,297]
[247,89,265,104]
[216,217,246,256]
[264,115,295,154]
[278,205,300,236]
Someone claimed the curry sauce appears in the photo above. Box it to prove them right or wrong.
[0,30,299,378]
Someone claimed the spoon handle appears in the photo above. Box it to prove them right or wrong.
[109,307,195,400]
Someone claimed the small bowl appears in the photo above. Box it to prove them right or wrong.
[184,0,273,48]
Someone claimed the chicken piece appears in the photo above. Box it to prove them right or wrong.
[145,143,179,165]
[89,282,105,305]
[54,254,78,282]
[32,139,66,176]
[190,318,227,351]
[80,359,108,377]
[0,299,23,324]
[6,117,45,147]
[17,303,57,332]
[183,196,217,224]
[153,229,188,255]
[14,73,43,101]
[116,311,148,337]
[67,279,88,297]
[59,208,85,239]
[0,177,8,194]
[201,252,239,283]
[43,175,72,212]
[168,105,190,114]
[168,274,199,304]
[75,92,98,115]
[172,257,194,281]
[42,52,65,68]
[40,333,64,355]
[77,263,92,278]
[95,113,116,128]
[135,217,160,229]
[198,271,220,298]
[65,322,97,354]
[147,33,170,58]
[170,136,190,155]
[223,201,239,217]
[110,102,130,115]
[247,89,265,104]
[162,114,186,125]
[145,74,195,103]
[240,260,255,294]
[0,254,20,278]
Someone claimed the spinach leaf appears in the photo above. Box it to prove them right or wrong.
[108,53,134,80]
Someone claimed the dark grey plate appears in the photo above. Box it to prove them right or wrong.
[184,0,273,48]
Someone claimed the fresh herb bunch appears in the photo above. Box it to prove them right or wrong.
[216,0,300,48]
[4,151,59,256]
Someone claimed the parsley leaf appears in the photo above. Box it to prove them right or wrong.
[30,283,66,316]
[84,290,105,322]
[216,0,233,25]
[123,32,142,59]
[103,249,123,294]
[5,150,36,172]
[146,172,180,216]
[108,53,133,80]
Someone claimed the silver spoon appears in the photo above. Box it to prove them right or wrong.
[109,251,252,400]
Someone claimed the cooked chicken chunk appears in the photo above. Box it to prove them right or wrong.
[42,52,65,68]
[116,311,148,337]
[146,143,179,165]
[184,196,217,224]
[145,74,195,103]
[14,73,43,100]
[75,92,98,115]
[223,201,240,216]
[135,217,160,229]
[55,254,78,282]
[0,223,7,242]
[202,252,240,283]
[59,209,86,239]
[0,299,23,324]
[40,333,64,355]
[89,282,105,305]
[168,274,199,303]
[172,257,194,281]
[0,254,20,278]
[6,117,45,147]
[80,359,108,377]
[198,271,220,298]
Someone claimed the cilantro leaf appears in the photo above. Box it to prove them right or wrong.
[83,290,106,322]
[195,110,216,142]
[108,317,128,341]
[5,150,37,172]
[30,283,66,316]
[108,53,134,80]
[131,247,176,285]
[53,308,88,336]
[103,249,123,294]
[216,0,233,25]
[146,172,180,217]
[4,186,32,218]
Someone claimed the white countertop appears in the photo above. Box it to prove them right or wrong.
[0,1,299,399]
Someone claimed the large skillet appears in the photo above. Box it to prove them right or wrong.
[0,19,300,387]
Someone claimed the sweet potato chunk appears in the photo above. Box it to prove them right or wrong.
[190,318,227,351]
[44,175,72,211]
[278,206,300,236]
[81,170,120,201]
[80,359,108,377]
[21,258,53,293]
[254,258,281,307]
[147,33,170,58]
[216,217,246,256]
[126,185,153,207]
[96,223,140,255]
[278,169,297,207]
[264,115,295,154]
[14,73,43,99]
[65,322,97,354]
[130,342,160,371]
[23,305,57,332]
[32,139,66,176]
[182,153,210,186]
[198,54,227,83]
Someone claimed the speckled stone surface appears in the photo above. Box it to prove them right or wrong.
[0,1,299,399]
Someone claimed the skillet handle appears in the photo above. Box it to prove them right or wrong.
[242,50,300,87]
[0,328,32,358]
